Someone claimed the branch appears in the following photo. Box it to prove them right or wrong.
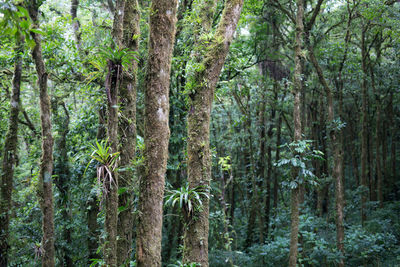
[20,109,39,137]
[281,110,293,136]
[306,0,325,31]
[271,0,295,24]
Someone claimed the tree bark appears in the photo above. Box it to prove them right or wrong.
[87,106,106,264]
[136,1,177,266]
[28,2,55,265]
[265,86,278,239]
[0,34,23,267]
[53,102,73,267]
[104,0,126,265]
[117,0,140,265]
[307,41,345,267]
[183,0,243,266]
[288,0,304,266]
[388,93,396,196]
[361,25,369,224]
[370,66,383,207]
[70,0,81,49]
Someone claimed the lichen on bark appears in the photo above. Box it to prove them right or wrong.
[183,0,244,266]
[136,0,178,266]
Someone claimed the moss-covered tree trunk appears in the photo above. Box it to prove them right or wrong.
[183,0,243,266]
[0,34,23,267]
[288,0,304,266]
[117,0,140,265]
[28,2,55,265]
[104,0,125,265]
[136,1,177,266]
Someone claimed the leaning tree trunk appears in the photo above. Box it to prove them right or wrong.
[307,43,345,267]
[28,2,55,266]
[136,1,177,266]
[183,0,244,266]
[117,0,140,265]
[0,34,23,267]
[288,0,304,266]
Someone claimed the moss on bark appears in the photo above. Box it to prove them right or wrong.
[136,1,177,266]
[117,0,140,265]
[28,2,56,265]
[0,34,23,267]
[183,0,244,266]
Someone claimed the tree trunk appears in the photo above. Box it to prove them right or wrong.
[370,66,383,207]
[28,2,55,265]
[117,0,140,265]
[245,96,259,248]
[0,34,23,267]
[70,0,81,48]
[288,0,304,266]
[388,93,396,196]
[103,1,126,265]
[87,106,106,264]
[265,87,277,239]
[53,102,73,267]
[273,111,282,212]
[360,25,369,224]
[307,35,345,267]
[349,116,360,188]
[183,1,243,266]
[136,0,177,266]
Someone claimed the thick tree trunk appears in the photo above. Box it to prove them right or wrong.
[183,1,243,266]
[28,3,56,265]
[0,34,23,267]
[117,0,140,265]
[288,1,304,266]
[136,1,177,266]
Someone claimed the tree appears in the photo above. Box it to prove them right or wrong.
[0,32,23,267]
[288,0,304,266]
[117,0,140,265]
[103,0,126,265]
[183,0,244,265]
[27,1,55,265]
[136,0,177,266]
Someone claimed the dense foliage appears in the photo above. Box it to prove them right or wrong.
[0,0,399,266]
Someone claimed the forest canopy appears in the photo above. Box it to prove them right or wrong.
[0,0,400,266]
